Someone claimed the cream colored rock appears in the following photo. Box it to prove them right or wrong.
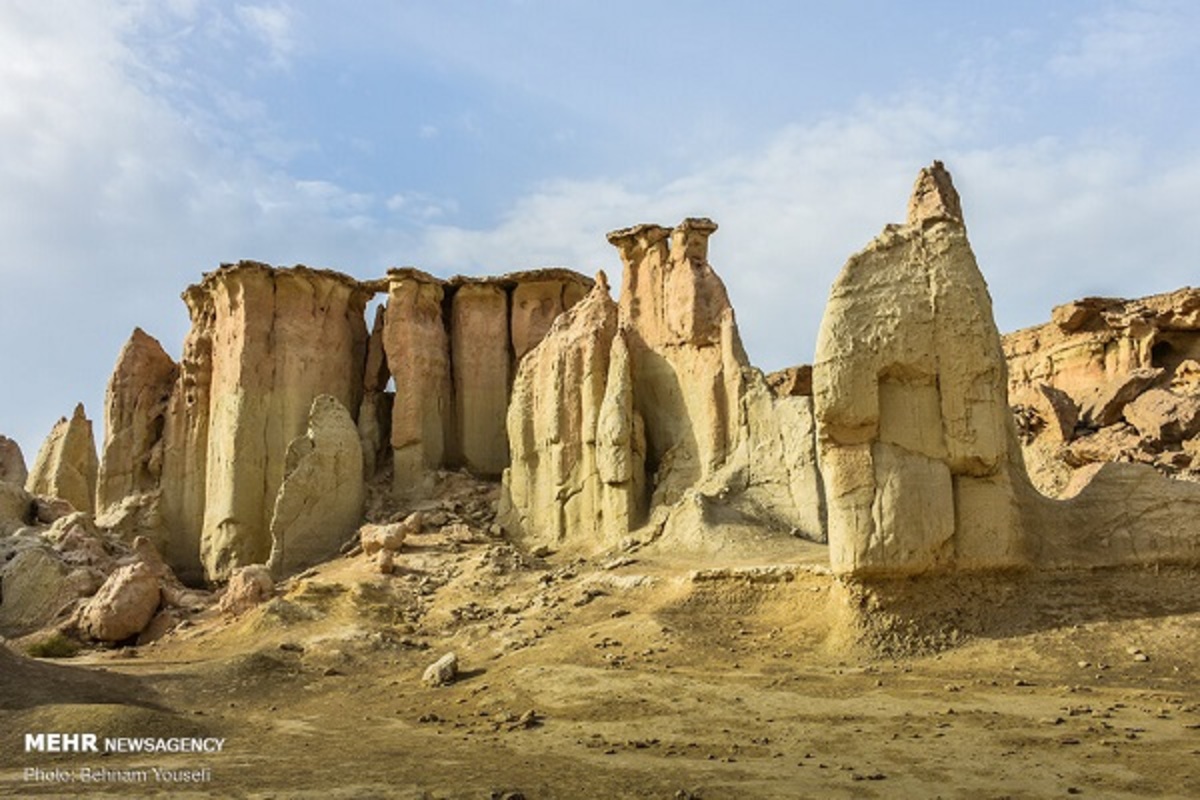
[814,162,1026,575]
[451,281,511,476]
[383,269,452,498]
[0,435,27,486]
[26,404,99,515]
[218,564,273,615]
[1122,388,1200,443]
[0,548,84,635]
[1077,367,1162,428]
[509,270,590,360]
[266,395,365,578]
[501,274,642,552]
[359,304,392,479]
[157,283,216,585]
[1171,359,1200,394]
[198,263,369,581]
[80,561,161,642]
[610,218,744,503]
[360,512,421,555]
[0,481,32,536]
[97,328,178,513]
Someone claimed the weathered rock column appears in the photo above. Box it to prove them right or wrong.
[26,403,99,514]
[157,285,215,584]
[451,280,511,476]
[383,268,452,497]
[813,162,1028,576]
[501,274,644,550]
[97,328,178,512]
[198,263,369,580]
[610,218,745,504]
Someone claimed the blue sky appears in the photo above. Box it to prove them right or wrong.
[2,1,1199,459]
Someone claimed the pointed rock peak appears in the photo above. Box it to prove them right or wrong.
[594,270,610,294]
[72,403,88,420]
[906,160,963,227]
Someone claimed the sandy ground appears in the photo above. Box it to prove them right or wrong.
[3,523,1200,799]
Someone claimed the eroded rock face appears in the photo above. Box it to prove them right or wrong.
[384,269,452,498]
[610,219,744,502]
[266,395,365,578]
[451,281,511,476]
[26,404,99,515]
[814,162,1027,575]
[198,263,370,581]
[501,274,645,551]
[0,435,27,486]
[510,271,590,360]
[97,328,178,514]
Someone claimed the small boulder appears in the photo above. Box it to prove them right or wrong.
[422,652,458,687]
[218,565,274,616]
[1123,388,1200,444]
[1077,367,1163,428]
[80,562,161,642]
[360,512,422,556]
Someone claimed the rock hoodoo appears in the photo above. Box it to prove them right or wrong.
[26,404,99,515]
[813,161,1027,575]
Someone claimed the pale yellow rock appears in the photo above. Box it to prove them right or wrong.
[509,270,590,360]
[610,219,744,503]
[157,284,216,585]
[0,435,27,486]
[217,564,273,616]
[451,281,511,476]
[0,548,81,635]
[80,561,162,642]
[814,162,1026,575]
[501,274,641,552]
[266,395,365,578]
[383,269,451,498]
[26,404,99,515]
[97,328,178,514]
[198,263,369,582]
[0,482,31,535]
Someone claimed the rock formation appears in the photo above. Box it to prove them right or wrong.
[26,404,99,515]
[501,274,645,551]
[97,328,178,512]
[451,280,511,476]
[814,162,1028,575]
[266,395,365,577]
[1005,289,1200,495]
[0,435,27,487]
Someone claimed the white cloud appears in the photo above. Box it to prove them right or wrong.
[1051,1,1200,78]
[234,3,295,68]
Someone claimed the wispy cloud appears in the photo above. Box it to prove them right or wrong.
[1051,0,1200,78]
[234,3,295,69]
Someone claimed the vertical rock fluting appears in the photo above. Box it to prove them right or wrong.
[451,280,511,476]
[157,285,215,584]
[609,219,745,504]
[358,303,392,479]
[97,328,178,513]
[0,435,27,487]
[501,274,644,551]
[383,269,452,498]
[197,263,369,581]
[26,403,99,515]
[267,395,365,577]
[813,162,1028,576]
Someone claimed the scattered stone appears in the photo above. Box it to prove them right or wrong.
[218,565,274,616]
[423,652,458,686]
